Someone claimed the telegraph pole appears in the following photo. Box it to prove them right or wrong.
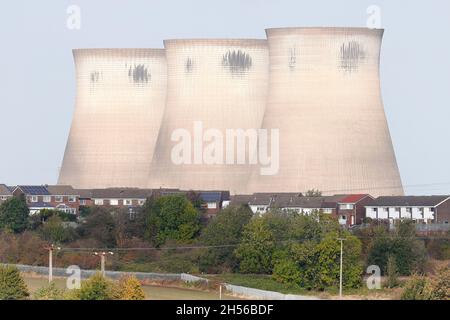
[337,238,346,298]
[44,244,60,282]
[93,251,114,277]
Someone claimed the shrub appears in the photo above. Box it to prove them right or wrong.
[385,255,399,288]
[272,259,301,287]
[33,282,65,300]
[77,273,113,300]
[401,274,432,300]
[112,275,145,300]
[0,265,29,300]
[429,266,450,300]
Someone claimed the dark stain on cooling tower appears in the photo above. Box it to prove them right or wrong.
[90,71,101,83]
[128,64,151,84]
[288,47,296,71]
[185,58,194,73]
[222,50,252,74]
[339,41,366,73]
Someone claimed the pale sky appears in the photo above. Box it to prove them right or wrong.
[0,0,449,195]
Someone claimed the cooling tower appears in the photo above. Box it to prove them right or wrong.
[248,27,403,196]
[148,39,269,193]
[58,49,167,188]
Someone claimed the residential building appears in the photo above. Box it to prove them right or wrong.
[0,184,13,204]
[198,191,230,218]
[336,194,374,226]
[365,196,450,224]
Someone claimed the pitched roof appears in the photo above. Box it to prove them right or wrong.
[368,196,450,207]
[338,194,372,204]
[15,185,50,195]
[199,191,230,202]
[28,202,55,209]
[46,185,77,196]
[230,195,254,206]
[90,188,154,199]
[0,184,12,196]
[248,193,343,209]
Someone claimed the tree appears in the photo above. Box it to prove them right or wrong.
[33,282,64,300]
[367,220,426,275]
[77,273,113,300]
[385,255,399,288]
[0,196,29,233]
[305,189,322,197]
[40,215,76,243]
[143,195,200,246]
[199,205,253,272]
[77,207,116,247]
[235,217,275,274]
[112,275,145,300]
[0,265,30,300]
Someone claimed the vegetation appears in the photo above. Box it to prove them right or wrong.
[0,196,29,233]
[0,265,29,300]
[77,273,114,300]
[33,281,65,300]
[111,275,145,300]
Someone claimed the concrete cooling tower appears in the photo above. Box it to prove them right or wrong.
[148,39,269,193]
[58,49,167,188]
[248,28,403,196]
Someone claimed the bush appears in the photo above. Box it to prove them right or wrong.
[272,259,301,287]
[401,274,432,300]
[111,275,145,300]
[429,266,450,300]
[0,265,29,300]
[385,255,399,288]
[33,282,65,300]
[77,273,114,300]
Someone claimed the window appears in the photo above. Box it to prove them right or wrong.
[339,204,354,210]
[30,196,38,202]
[124,199,133,206]
[94,199,104,206]
[43,196,51,203]
[55,196,63,202]
[430,207,435,212]
[68,196,76,202]
[341,215,347,220]
[207,202,217,209]
[138,200,145,206]
[110,199,119,206]
[80,199,86,205]
[322,208,332,214]
[395,207,400,213]
[406,208,412,213]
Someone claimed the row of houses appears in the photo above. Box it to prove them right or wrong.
[0,184,230,217]
[1,184,449,226]
[228,193,450,226]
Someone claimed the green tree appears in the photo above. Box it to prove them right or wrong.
[0,196,29,233]
[33,282,64,300]
[0,265,30,300]
[40,215,76,243]
[385,255,399,288]
[199,205,253,272]
[143,195,200,246]
[77,273,113,300]
[272,258,302,287]
[77,206,116,247]
[305,189,322,197]
[235,217,275,274]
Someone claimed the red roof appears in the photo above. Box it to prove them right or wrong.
[338,194,371,204]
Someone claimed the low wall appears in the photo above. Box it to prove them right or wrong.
[224,284,318,300]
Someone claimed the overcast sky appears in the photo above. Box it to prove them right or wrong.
[0,0,449,195]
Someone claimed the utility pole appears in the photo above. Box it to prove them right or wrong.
[337,238,346,299]
[93,251,114,277]
[44,244,61,283]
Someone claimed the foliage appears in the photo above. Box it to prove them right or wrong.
[77,207,116,247]
[428,266,450,300]
[111,275,145,300]
[235,217,275,274]
[39,215,76,243]
[401,274,432,300]
[367,221,426,275]
[0,196,29,233]
[199,205,253,272]
[143,195,200,246]
[272,258,302,286]
[33,281,65,300]
[304,189,322,197]
[0,265,30,300]
[76,273,114,300]
[385,255,399,288]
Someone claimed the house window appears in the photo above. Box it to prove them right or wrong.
[339,204,354,210]
[68,196,76,202]
[430,207,435,212]
[138,200,145,206]
[30,196,38,203]
[322,208,332,214]
[55,196,63,202]
[406,208,412,213]
[124,199,133,206]
[94,199,104,206]
[341,215,347,220]
[207,202,217,209]
[110,199,119,206]
[395,207,400,213]
[257,206,266,212]
[80,200,86,205]
[43,196,51,202]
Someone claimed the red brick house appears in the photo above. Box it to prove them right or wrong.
[0,184,13,204]
[336,194,374,226]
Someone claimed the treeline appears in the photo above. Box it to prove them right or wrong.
[0,194,449,292]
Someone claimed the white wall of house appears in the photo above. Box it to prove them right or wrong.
[365,206,435,222]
